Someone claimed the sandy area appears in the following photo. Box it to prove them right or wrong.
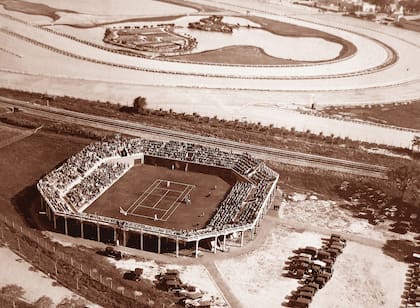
[216,230,323,307]
[0,70,417,148]
[279,193,415,242]
[215,218,407,308]
[109,258,227,306]
[0,247,91,305]
[361,146,413,160]
[1,14,392,78]
[311,241,407,308]
[1,2,419,147]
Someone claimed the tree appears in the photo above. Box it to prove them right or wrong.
[366,0,393,12]
[57,297,87,308]
[34,296,54,308]
[0,284,25,302]
[132,96,147,114]
[387,161,420,206]
[412,136,420,152]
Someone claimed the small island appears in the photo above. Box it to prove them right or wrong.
[103,24,197,56]
[188,15,239,33]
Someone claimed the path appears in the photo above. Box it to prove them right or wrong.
[202,261,242,308]
[0,124,42,149]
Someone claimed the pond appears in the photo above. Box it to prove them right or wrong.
[116,15,342,61]
[50,15,343,62]
[174,26,342,61]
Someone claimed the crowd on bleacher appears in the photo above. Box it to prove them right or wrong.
[208,182,253,229]
[124,139,239,168]
[64,162,128,209]
[38,135,278,236]
[41,136,128,192]
[237,180,273,224]
[233,153,260,176]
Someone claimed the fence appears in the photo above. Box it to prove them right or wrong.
[0,215,146,307]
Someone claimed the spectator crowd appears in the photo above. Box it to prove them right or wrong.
[38,135,278,238]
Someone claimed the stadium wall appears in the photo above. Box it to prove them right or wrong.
[144,155,242,185]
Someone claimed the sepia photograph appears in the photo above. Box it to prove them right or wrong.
[0,0,419,307]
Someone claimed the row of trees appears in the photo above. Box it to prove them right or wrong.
[387,161,420,207]
[130,96,419,207]
[366,0,420,13]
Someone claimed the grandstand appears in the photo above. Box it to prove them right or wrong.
[37,135,279,257]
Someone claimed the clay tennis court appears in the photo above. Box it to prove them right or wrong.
[125,179,195,221]
[86,164,232,230]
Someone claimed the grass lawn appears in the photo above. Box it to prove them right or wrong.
[0,0,77,21]
[0,123,23,142]
[323,101,420,130]
[0,131,91,225]
[168,45,303,65]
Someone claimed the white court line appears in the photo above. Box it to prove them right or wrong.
[152,189,170,209]
[128,179,195,220]
[132,206,167,211]
[154,187,186,193]
[129,212,165,220]
[126,179,159,212]
[160,184,195,221]
[160,185,189,221]
[129,179,162,213]
[157,179,195,187]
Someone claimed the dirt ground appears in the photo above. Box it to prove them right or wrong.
[215,229,324,307]
[214,219,407,308]
[279,193,416,242]
[311,241,406,308]
[87,164,231,230]
[211,191,412,308]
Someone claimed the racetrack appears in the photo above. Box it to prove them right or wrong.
[1,0,419,146]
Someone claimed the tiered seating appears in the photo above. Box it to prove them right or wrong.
[249,165,278,184]
[134,139,239,168]
[64,162,129,209]
[39,135,278,237]
[237,181,272,224]
[42,135,128,193]
[233,153,260,176]
[38,181,71,213]
[207,182,253,230]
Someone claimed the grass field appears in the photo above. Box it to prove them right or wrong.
[15,0,197,16]
[0,0,77,21]
[323,101,420,130]
[0,106,9,113]
[0,123,23,143]
[168,45,303,65]
[87,164,231,230]
[0,131,91,225]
